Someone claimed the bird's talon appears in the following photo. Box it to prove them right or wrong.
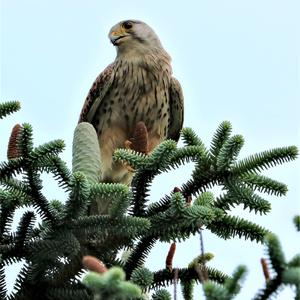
[123,162,135,173]
[124,140,133,150]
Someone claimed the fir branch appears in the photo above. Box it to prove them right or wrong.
[223,265,247,296]
[181,176,219,198]
[253,277,282,300]
[232,146,298,175]
[0,247,25,266]
[90,183,131,215]
[25,170,56,224]
[0,263,6,300]
[48,256,83,287]
[264,233,286,274]
[151,266,228,289]
[37,155,71,190]
[207,215,269,242]
[240,173,288,196]
[1,177,32,201]
[152,288,172,300]
[113,149,147,170]
[194,192,215,207]
[282,267,300,286]
[254,232,299,300]
[203,265,247,300]
[46,285,92,300]
[149,193,218,240]
[10,262,31,298]
[18,123,34,158]
[130,266,154,290]
[0,101,20,119]
[293,215,300,232]
[0,158,25,180]
[203,281,229,300]
[114,140,176,172]
[210,121,232,159]
[215,183,271,214]
[29,232,81,263]
[145,140,177,171]
[124,235,157,278]
[130,170,153,216]
[30,139,65,160]
[181,279,195,300]
[83,267,142,299]
[90,182,129,199]
[216,135,244,171]
[73,215,150,239]
[0,191,16,236]
[145,195,172,217]
[15,211,36,249]
[288,254,300,268]
[167,145,207,170]
[181,127,206,147]
[64,172,90,220]
[108,187,132,218]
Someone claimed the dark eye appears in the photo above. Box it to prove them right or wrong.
[123,21,133,30]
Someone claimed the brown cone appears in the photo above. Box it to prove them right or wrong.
[131,121,149,154]
[260,258,271,281]
[166,242,176,272]
[7,124,22,160]
[82,255,108,274]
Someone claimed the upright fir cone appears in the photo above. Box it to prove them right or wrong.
[131,121,149,154]
[7,124,22,160]
[166,242,176,272]
[260,258,271,281]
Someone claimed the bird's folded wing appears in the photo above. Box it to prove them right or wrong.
[168,77,184,142]
[79,63,115,123]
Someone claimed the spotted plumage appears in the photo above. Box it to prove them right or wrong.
[79,20,184,184]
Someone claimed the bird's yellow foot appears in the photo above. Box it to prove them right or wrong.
[124,140,133,150]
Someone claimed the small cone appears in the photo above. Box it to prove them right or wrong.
[131,121,149,154]
[260,258,270,281]
[166,242,176,272]
[7,124,22,160]
[82,255,108,274]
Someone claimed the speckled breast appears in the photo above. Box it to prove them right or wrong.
[95,59,171,141]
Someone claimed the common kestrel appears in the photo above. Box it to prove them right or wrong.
[79,20,184,184]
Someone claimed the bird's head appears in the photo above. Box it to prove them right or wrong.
[108,20,165,56]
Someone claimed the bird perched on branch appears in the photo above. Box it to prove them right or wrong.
[79,20,184,184]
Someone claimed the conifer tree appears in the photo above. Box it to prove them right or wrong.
[0,101,298,299]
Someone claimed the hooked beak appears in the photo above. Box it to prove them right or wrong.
[110,35,125,46]
[109,28,129,46]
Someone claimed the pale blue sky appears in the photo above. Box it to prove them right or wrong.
[1,1,299,299]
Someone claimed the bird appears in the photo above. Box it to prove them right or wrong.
[79,20,184,185]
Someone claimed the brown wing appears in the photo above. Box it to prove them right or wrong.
[79,63,115,123]
[168,77,184,141]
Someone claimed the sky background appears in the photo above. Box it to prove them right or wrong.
[1,0,299,299]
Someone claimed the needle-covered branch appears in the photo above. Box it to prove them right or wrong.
[0,102,298,299]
